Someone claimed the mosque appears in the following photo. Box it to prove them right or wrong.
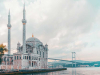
[0,3,48,70]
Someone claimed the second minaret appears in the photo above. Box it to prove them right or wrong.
[22,2,27,53]
[7,10,11,55]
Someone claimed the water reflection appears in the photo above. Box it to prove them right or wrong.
[48,71,60,75]
[72,68,76,75]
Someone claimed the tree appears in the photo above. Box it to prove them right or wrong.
[0,44,8,64]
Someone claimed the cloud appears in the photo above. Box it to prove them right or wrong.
[0,0,99,61]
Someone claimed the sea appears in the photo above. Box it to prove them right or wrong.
[23,67,100,75]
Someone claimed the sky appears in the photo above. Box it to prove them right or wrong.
[0,0,100,61]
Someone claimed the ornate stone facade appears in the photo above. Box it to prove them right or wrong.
[0,2,48,70]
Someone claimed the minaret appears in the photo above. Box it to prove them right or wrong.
[7,9,11,55]
[22,2,27,53]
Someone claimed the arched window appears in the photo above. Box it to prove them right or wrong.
[7,58,9,61]
[20,56,21,59]
[17,56,18,60]
[29,56,31,60]
[40,51,41,56]
[25,56,26,59]
[39,58,40,61]
[4,57,6,61]
[27,56,28,59]
[32,56,33,60]
[15,56,16,60]
[43,52,44,58]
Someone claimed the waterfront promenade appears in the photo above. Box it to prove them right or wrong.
[0,68,67,75]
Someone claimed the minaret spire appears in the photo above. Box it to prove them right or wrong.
[9,9,10,15]
[23,1,25,20]
[22,1,27,53]
[8,9,10,24]
[24,1,25,10]
[7,9,11,55]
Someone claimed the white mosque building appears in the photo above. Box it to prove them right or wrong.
[0,3,48,70]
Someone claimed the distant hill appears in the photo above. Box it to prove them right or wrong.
[48,60,100,67]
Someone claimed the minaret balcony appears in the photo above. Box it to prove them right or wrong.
[22,19,27,23]
[7,24,11,28]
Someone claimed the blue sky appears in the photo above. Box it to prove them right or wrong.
[88,0,100,8]
[0,0,100,61]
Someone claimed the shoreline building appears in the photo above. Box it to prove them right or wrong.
[0,3,48,70]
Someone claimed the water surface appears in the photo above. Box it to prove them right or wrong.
[23,67,100,75]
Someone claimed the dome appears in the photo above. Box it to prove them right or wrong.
[26,37,40,42]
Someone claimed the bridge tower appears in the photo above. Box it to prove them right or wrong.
[72,52,76,67]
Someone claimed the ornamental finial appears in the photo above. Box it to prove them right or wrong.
[32,34,34,37]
